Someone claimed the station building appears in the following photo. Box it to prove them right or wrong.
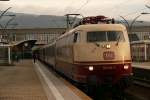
[130,26,150,40]
[129,26,150,61]
[0,26,149,44]
[0,28,66,45]
[0,28,66,65]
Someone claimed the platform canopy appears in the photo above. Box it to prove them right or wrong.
[12,40,37,51]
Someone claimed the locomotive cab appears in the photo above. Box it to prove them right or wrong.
[73,24,132,86]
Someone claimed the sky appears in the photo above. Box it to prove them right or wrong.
[0,0,150,21]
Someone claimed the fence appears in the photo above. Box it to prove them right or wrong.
[131,40,150,61]
[0,44,12,65]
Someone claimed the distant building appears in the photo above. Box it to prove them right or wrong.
[0,28,66,59]
[0,28,66,45]
[0,26,150,43]
[129,26,150,41]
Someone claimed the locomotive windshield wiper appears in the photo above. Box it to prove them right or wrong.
[94,42,100,47]
[116,34,121,46]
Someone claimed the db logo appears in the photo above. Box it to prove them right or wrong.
[103,51,115,60]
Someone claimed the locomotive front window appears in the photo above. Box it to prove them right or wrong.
[107,31,125,41]
[87,31,125,42]
[87,31,106,42]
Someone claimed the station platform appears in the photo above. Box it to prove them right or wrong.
[132,62,150,70]
[0,60,91,100]
[132,61,150,88]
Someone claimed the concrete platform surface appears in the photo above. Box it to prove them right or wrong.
[35,61,92,100]
[0,60,91,100]
[0,60,48,100]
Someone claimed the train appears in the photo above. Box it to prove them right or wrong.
[36,16,132,90]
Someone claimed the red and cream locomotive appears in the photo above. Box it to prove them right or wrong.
[37,16,132,89]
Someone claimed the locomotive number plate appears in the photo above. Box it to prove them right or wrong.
[103,51,115,60]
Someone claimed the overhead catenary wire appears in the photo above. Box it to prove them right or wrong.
[61,0,90,29]
[145,4,150,9]
[96,0,148,20]
[98,0,133,14]
[49,0,77,28]
[50,0,148,28]
[63,0,77,14]
[123,8,147,17]
[72,0,90,14]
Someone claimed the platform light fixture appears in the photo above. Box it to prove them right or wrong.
[24,43,28,47]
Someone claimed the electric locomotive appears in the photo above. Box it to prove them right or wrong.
[38,16,132,89]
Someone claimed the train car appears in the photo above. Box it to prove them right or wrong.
[37,41,56,66]
[44,42,56,66]
[38,16,132,89]
[38,47,45,62]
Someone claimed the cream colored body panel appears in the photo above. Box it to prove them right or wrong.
[56,24,131,64]
[74,42,131,62]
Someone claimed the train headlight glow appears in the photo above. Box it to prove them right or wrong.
[124,65,129,70]
[106,44,111,49]
[89,66,94,71]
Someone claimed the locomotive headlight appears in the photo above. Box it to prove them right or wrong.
[106,44,111,49]
[124,65,129,70]
[89,66,94,71]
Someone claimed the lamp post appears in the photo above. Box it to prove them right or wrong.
[0,14,16,28]
[23,43,28,59]
[0,14,16,43]
[0,7,13,43]
[4,15,16,29]
[129,15,142,32]
[0,7,12,19]
[145,5,150,9]
[120,13,150,33]
[120,16,130,31]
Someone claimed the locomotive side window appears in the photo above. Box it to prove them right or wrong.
[73,32,80,43]
[87,31,125,42]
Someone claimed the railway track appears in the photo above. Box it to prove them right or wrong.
[125,77,150,100]
[40,61,150,100]
[48,66,150,100]
[80,77,150,100]
[123,66,150,100]
[133,77,150,88]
